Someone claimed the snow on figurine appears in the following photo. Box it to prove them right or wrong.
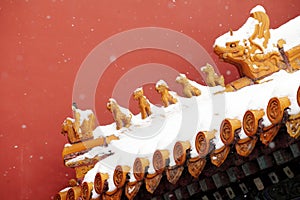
[107,98,132,130]
[133,87,152,119]
[201,63,225,87]
[61,102,95,144]
[176,73,201,98]
[155,80,177,107]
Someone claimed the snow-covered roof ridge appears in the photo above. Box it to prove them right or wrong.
[64,69,299,198]
[59,68,300,199]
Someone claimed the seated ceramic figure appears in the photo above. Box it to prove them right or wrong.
[133,87,152,119]
[176,74,201,98]
[107,98,132,130]
[201,63,225,87]
[155,80,178,107]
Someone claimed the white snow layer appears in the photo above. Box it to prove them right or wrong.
[250,5,266,14]
[74,108,93,125]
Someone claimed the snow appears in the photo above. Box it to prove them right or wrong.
[134,87,143,93]
[109,98,117,102]
[77,69,300,192]
[250,5,266,14]
[83,158,116,198]
[59,187,71,193]
[268,16,300,51]
[64,143,72,147]
[176,73,187,81]
[156,80,168,88]
[66,117,75,123]
[65,146,112,166]
[73,108,93,125]
[128,185,135,194]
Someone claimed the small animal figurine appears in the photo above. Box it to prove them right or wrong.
[176,73,201,98]
[201,63,225,87]
[155,80,178,107]
[133,87,152,119]
[61,104,95,143]
[107,98,132,130]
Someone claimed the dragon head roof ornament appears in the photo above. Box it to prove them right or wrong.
[214,5,300,80]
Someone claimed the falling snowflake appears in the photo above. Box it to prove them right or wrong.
[109,55,117,62]
[269,142,275,149]
[226,70,232,75]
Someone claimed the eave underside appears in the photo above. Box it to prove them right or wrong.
[132,126,300,200]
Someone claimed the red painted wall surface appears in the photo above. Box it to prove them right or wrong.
[0,0,299,199]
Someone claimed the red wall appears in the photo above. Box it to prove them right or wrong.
[0,0,299,199]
